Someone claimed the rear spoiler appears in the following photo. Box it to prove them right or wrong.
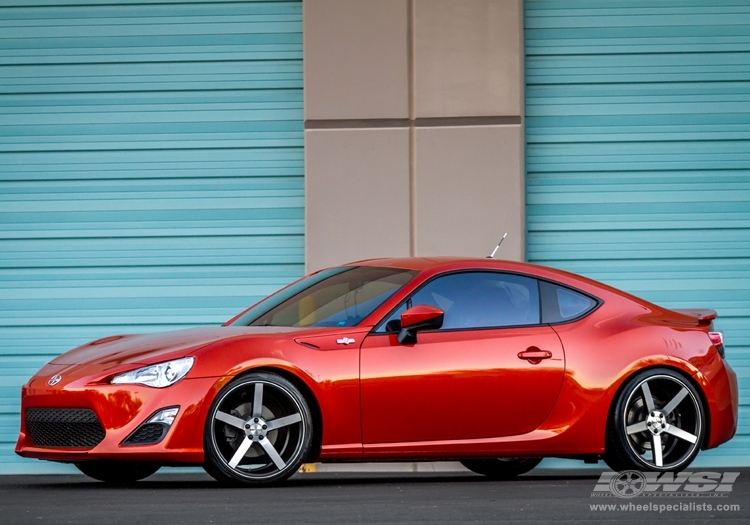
[671,309,718,324]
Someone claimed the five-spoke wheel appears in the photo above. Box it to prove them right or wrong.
[203,372,313,485]
[605,369,705,471]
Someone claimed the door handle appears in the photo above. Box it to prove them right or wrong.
[517,348,553,365]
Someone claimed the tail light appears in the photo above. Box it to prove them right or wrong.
[709,331,725,358]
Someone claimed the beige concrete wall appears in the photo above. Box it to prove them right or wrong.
[414,125,524,260]
[305,128,411,270]
[304,0,409,120]
[413,0,523,118]
[304,0,524,272]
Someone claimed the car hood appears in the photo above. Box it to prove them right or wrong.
[49,326,325,366]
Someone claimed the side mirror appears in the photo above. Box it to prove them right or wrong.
[397,305,444,345]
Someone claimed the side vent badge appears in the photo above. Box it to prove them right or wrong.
[336,337,356,345]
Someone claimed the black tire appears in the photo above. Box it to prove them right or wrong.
[604,368,705,472]
[460,457,542,480]
[75,462,160,483]
[203,372,313,486]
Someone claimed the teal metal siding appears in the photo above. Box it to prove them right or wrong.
[525,0,750,466]
[0,1,303,473]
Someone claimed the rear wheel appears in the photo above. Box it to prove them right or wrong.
[75,462,160,483]
[604,368,705,472]
[460,457,542,480]
[203,372,313,486]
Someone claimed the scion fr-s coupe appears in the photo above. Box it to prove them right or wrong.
[16,258,738,485]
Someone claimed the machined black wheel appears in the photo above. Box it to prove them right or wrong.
[204,372,313,486]
[75,462,160,483]
[605,368,705,472]
[460,457,542,480]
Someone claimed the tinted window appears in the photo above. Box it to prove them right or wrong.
[379,272,540,331]
[540,280,597,323]
[231,266,417,327]
[558,288,592,318]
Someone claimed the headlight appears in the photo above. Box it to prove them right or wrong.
[111,357,194,388]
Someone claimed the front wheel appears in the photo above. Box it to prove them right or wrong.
[75,462,160,483]
[203,372,313,486]
[460,457,542,480]
[604,368,705,472]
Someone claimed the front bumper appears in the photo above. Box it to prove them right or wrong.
[15,372,224,464]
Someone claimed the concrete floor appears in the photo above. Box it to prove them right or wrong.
[0,468,747,525]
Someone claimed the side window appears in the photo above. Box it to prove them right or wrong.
[540,281,598,323]
[379,272,540,331]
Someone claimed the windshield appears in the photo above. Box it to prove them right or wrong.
[230,266,418,328]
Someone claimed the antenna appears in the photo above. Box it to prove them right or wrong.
[487,233,508,259]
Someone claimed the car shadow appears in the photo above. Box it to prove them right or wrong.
[15,470,605,491]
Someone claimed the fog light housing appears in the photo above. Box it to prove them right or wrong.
[122,407,179,446]
[148,407,179,425]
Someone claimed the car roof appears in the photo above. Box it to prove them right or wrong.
[346,256,619,299]
[350,256,485,271]
[349,256,546,273]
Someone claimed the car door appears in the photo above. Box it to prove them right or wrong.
[360,271,565,446]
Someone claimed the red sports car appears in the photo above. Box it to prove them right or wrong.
[16,258,738,485]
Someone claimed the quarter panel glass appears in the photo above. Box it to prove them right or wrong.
[539,280,598,324]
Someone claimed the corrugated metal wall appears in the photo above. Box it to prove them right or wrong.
[525,0,749,466]
[0,0,303,473]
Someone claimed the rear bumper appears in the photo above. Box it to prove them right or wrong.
[696,350,739,450]
[15,376,222,464]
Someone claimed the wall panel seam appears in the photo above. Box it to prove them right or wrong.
[304,116,522,129]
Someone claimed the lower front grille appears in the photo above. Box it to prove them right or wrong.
[123,423,167,445]
[25,408,106,448]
